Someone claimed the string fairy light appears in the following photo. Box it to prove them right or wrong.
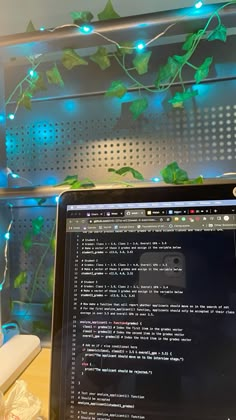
[46,19,179,52]
[6,167,33,186]
[7,0,236,120]
[0,204,14,345]
[0,204,14,293]
[0,170,32,339]
[6,8,192,120]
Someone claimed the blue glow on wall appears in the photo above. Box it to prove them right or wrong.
[45,176,58,186]
[63,100,78,113]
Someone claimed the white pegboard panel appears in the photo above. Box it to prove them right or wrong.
[5,106,236,182]
[5,80,236,184]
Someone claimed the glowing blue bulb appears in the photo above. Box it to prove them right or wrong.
[4,232,10,240]
[39,27,45,31]
[55,196,59,203]
[8,114,15,120]
[136,42,145,51]
[11,173,19,179]
[195,1,203,9]
[151,177,161,183]
[80,25,93,34]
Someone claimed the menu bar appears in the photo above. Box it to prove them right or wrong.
[66,214,236,233]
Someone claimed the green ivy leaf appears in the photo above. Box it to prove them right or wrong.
[133,51,152,75]
[97,0,121,20]
[129,97,148,120]
[35,197,47,206]
[160,162,189,184]
[69,181,83,189]
[194,57,213,84]
[32,216,44,235]
[56,175,78,186]
[108,167,144,180]
[169,89,198,107]
[26,20,36,32]
[182,30,203,51]
[155,57,180,88]
[90,47,111,70]
[117,41,134,55]
[50,236,56,255]
[187,176,204,185]
[46,65,64,87]
[105,80,127,98]
[43,299,53,313]
[62,49,88,70]
[14,271,27,288]
[172,53,188,65]
[70,179,95,189]
[80,179,95,188]
[29,73,47,94]
[70,11,94,23]
[182,33,197,51]
[23,232,33,252]
[32,321,50,334]
[47,267,54,293]
[208,24,227,42]
[17,91,32,110]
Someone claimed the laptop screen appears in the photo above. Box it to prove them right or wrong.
[51,185,236,420]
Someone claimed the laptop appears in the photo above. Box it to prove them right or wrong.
[50,182,236,420]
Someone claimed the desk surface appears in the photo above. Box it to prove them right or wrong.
[6,348,51,419]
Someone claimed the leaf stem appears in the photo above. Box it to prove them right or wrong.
[178,70,186,92]
[186,61,198,70]
[5,60,42,105]
[113,54,157,93]
[37,284,51,297]
[28,221,56,303]
[215,12,221,26]
[158,2,233,93]
[32,242,48,247]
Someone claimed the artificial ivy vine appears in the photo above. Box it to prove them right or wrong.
[6,0,236,119]
[12,161,203,334]
[6,0,230,334]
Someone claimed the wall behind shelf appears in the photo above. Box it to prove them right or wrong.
[0,0,224,37]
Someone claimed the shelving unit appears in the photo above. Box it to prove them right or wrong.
[0,3,236,336]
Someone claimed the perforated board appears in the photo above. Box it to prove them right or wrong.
[4,77,236,333]
[6,80,236,185]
